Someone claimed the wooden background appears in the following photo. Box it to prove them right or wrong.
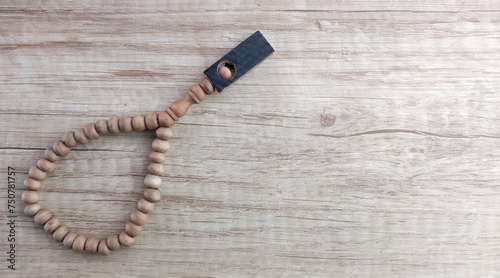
[1,0,499,277]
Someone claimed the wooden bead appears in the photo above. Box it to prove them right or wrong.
[44,148,59,162]
[137,198,155,214]
[144,174,161,189]
[74,128,90,144]
[24,203,41,216]
[24,177,41,190]
[218,65,233,80]
[125,221,142,237]
[119,116,133,133]
[22,190,40,204]
[44,216,61,233]
[36,158,55,172]
[72,234,87,252]
[95,119,109,134]
[119,231,135,247]
[130,209,148,226]
[34,209,52,225]
[106,234,121,251]
[169,96,194,118]
[145,112,159,130]
[98,239,111,256]
[85,236,100,253]
[62,131,78,148]
[187,84,206,103]
[144,188,161,203]
[148,163,164,176]
[52,139,70,156]
[53,225,69,242]
[63,232,78,248]
[156,127,173,140]
[166,108,179,121]
[84,122,100,140]
[149,152,166,163]
[29,166,47,181]
[108,116,120,134]
[158,111,175,128]
[152,138,170,153]
[200,77,215,95]
[132,115,146,131]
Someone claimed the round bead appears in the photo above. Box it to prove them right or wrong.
[108,116,120,134]
[144,174,161,189]
[119,231,134,247]
[148,163,164,176]
[145,112,159,130]
[22,190,40,204]
[218,65,233,80]
[44,148,60,162]
[52,139,70,156]
[85,236,100,253]
[149,152,166,163]
[188,84,206,103]
[36,158,55,172]
[24,177,41,190]
[119,116,133,133]
[62,131,78,148]
[29,166,47,181]
[125,221,142,237]
[98,239,111,256]
[44,216,61,233]
[130,209,148,226]
[137,198,155,214]
[95,119,109,134]
[152,138,170,153]
[72,234,87,252]
[144,188,161,203]
[63,232,78,248]
[34,209,52,225]
[74,128,90,144]
[132,115,146,132]
[200,77,215,95]
[158,111,175,128]
[106,234,121,250]
[84,123,100,140]
[156,127,173,140]
[53,225,69,242]
[24,203,41,216]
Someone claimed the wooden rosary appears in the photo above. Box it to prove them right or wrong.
[21,31,274,255]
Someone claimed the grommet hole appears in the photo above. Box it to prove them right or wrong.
[217,60,237,81]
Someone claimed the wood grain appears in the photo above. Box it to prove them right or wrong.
[1,1,499,277]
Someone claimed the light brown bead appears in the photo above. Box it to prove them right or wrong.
[84,122,100,140]
[218,65,233,80]
[156,127,173,140]
[169,96,194,118]
[148,163,164,176]
[74,128,90,144]
[125,221,142,237]
[106,234,121,251]
[24,177,41,190]
[108,116,120,134]
[130,209,148,226]
[44,148,59,162]
[152,138,170,153]
[36,158,55,172]
[144,174,161,189]
[149,151,166,163]
[166,108,179,121]
[145,112,159,130]
[132,115,146,131]
[119,116,133,133]
[22,190,39,204]
[52,139,70,156]
[72,234,87,252]
[158,111,175,128]
[29,166,47,181]
[62,131,78,148]
[63,232,78,248]
[137,198,155,214]
[85,236,100,253]
[44,216,61,233]
[119,231,135,247]
[24,203,41,216]
[34,209,52,225]
[200,77,215,95]
[188,84,206,103]
[95,119,109,134]
[53,225,69,242]
[144,188,161,203]
[98,239,111,256]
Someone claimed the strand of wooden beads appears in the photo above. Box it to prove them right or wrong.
[22,76,215,255]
